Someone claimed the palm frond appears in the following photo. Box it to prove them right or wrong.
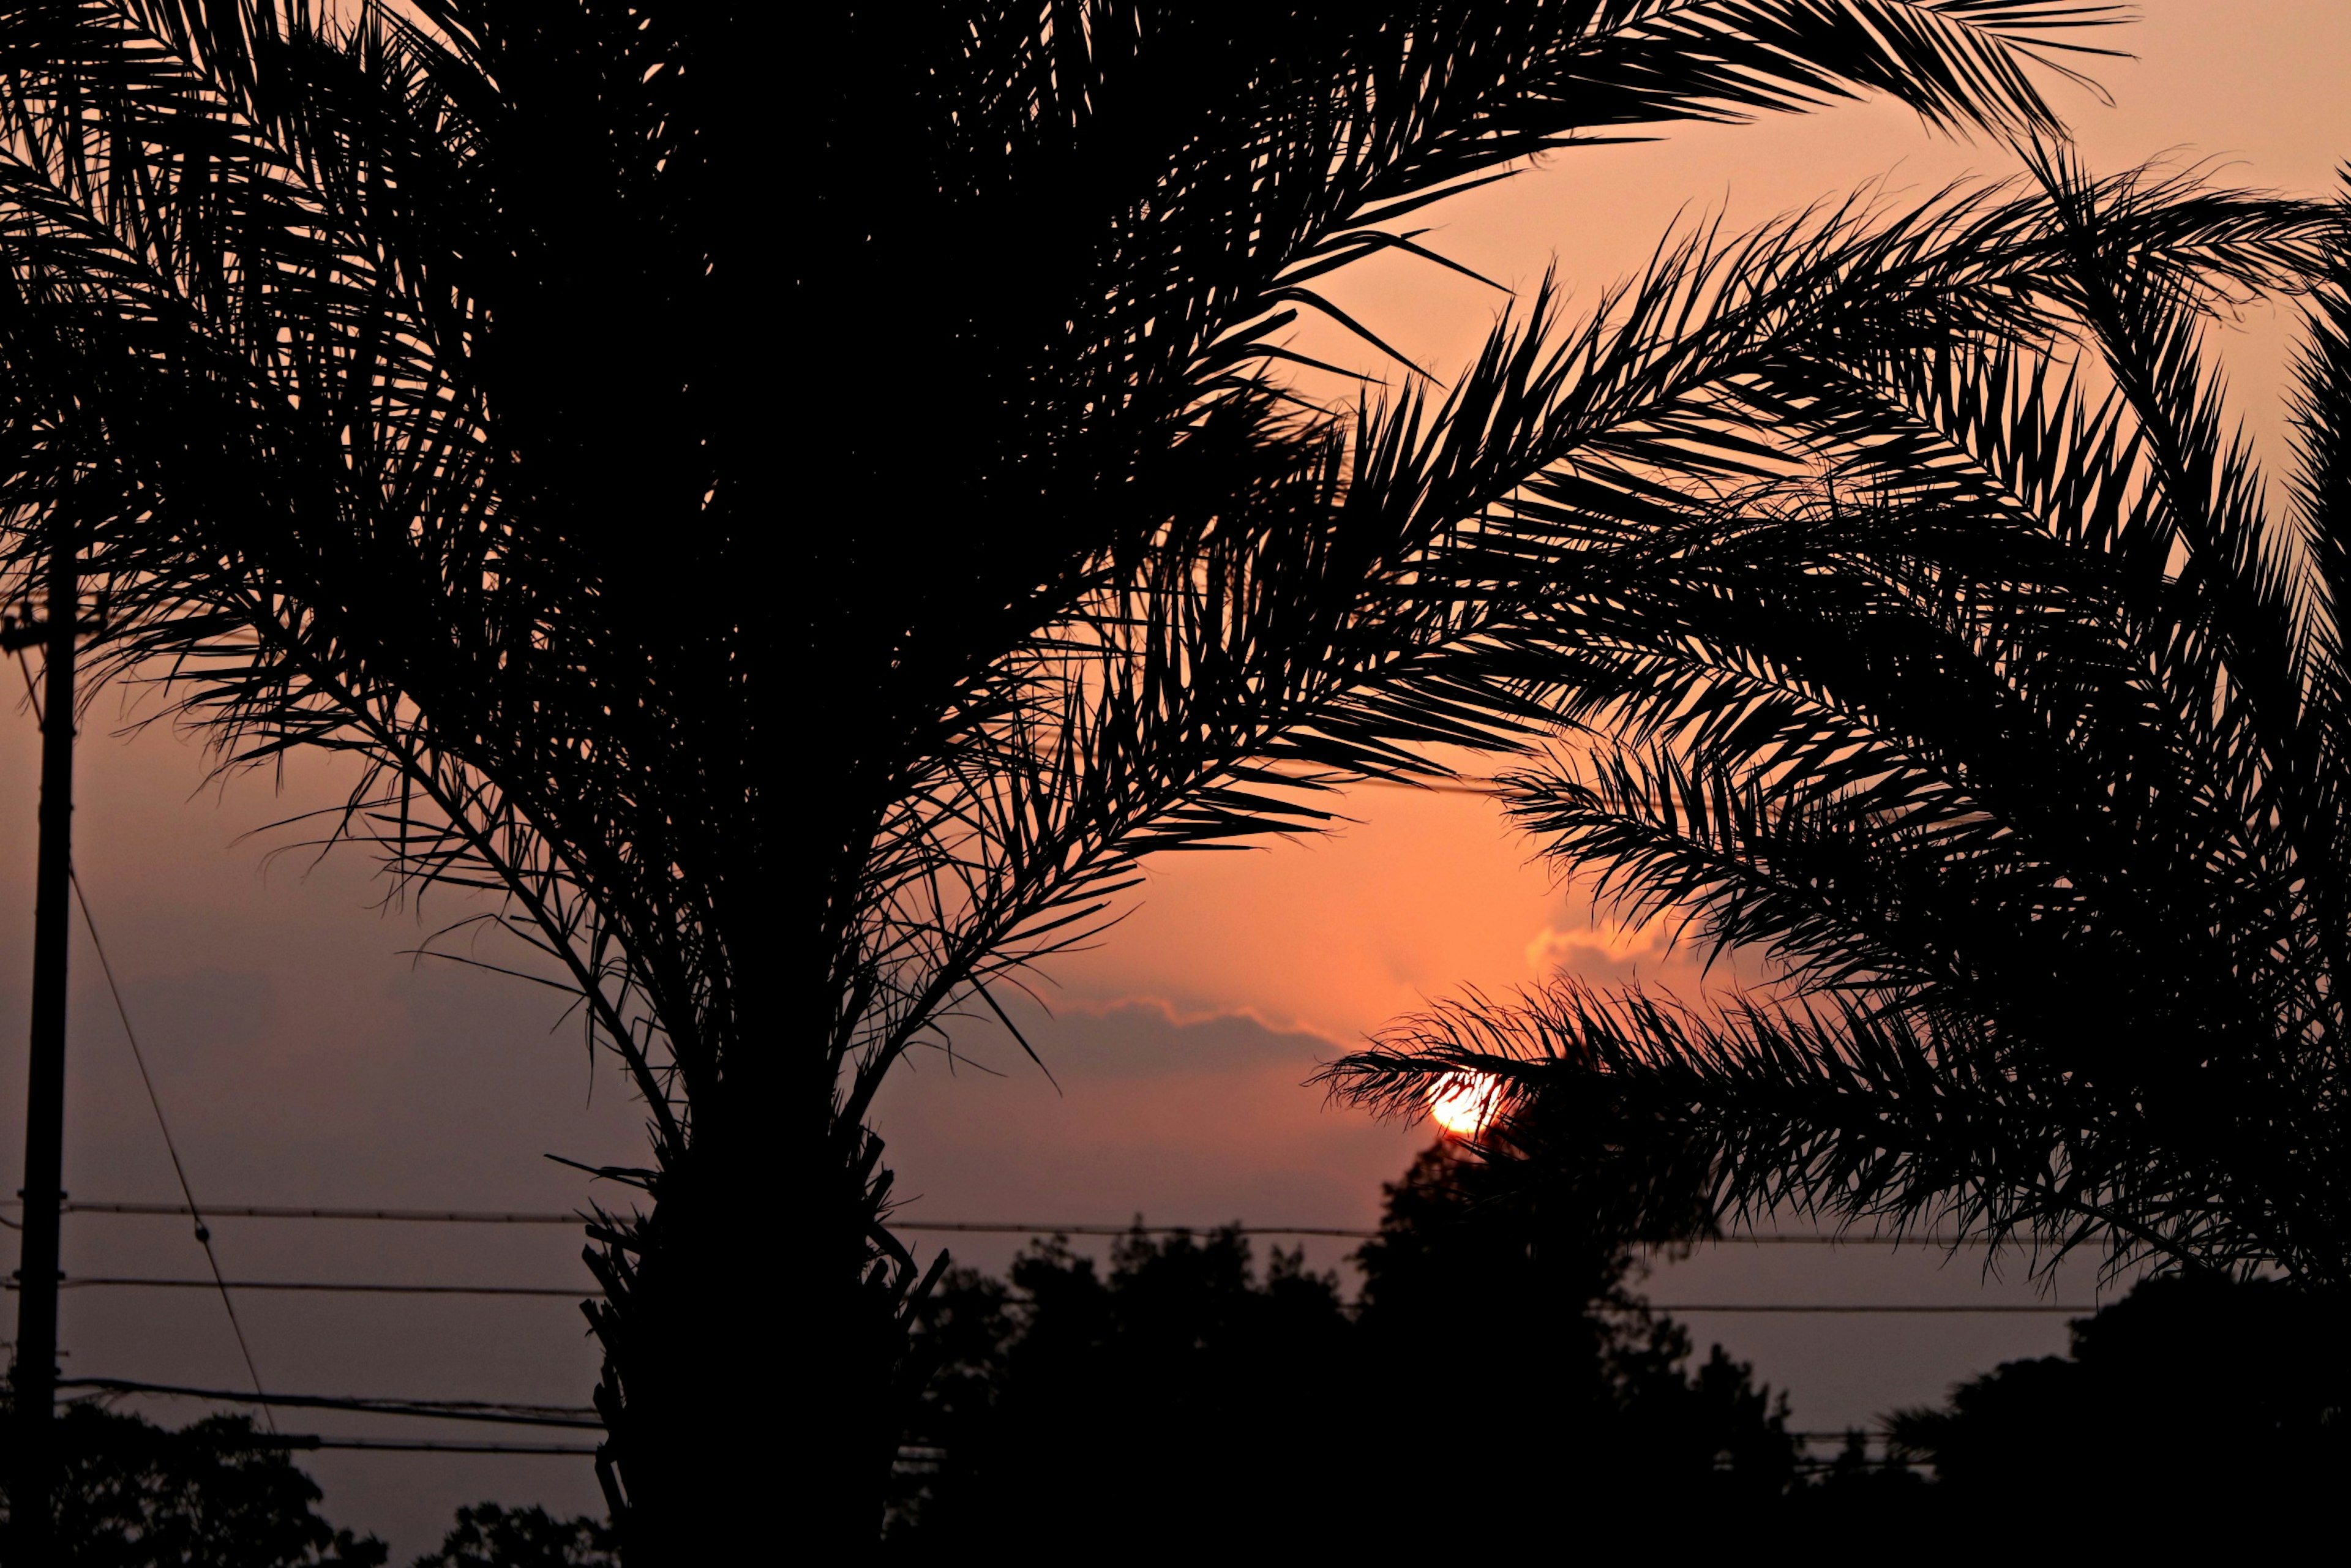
[1324,155,2351,1288]
[0,0,2161,1538]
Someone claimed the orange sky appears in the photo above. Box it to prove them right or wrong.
[4,4,2350,1550]
[877,0,2351,1449]
[1056,0,2351,1048]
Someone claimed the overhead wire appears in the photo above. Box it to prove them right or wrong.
[55,1201,583,1225]
[1642,1302,2088,1314]
[886,1221,2036,1247]
[8,1275,2098,1312]
[0,655,2093,1435]
[270,1436,599,1455]
[963,1292,2093,1316]
[5,1203,2093,1253]
[61,1375,598,1428]
[898,1221,1381,1239]
[29,1276,583,1297]
[69,874,277,1428]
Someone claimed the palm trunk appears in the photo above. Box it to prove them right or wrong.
[583,1105,928,1561]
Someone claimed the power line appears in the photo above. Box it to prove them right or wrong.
[68,871,276,1428]
[971,1292,2088,1316]
[236,1435,599,1456]
[61,1377,599,1429]
[0,1205,2093,1250]
[1645,1302,2090,1315]
[890,1221,2047,1247]
[11,1277,582,1299]
[1676,1235,2004,1250]
[23,1272,2097,1312]
[898,1221,1380,1239]
[56,1201,583,1225]
[9,1201,2118,1311]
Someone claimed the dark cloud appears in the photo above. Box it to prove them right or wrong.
[873,997,1422,1282]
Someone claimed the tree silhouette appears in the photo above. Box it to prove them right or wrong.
[893,1138,1798,1551]
[0,2,745,1547]
[803,9,2150,1543]
[409,1504,617,1568]
[1324,154,2351,1288]
[1884,1274,2351,1526]
[0,1,2195,1547]
[891,1229,1359,1548]
[1351,1137,1799,1541]
[0,1401,386,1565]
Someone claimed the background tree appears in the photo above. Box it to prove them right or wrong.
[4,1403,608,1566]
[0,1400,386,1566]
[1884,1274,2351,1521]
[1324,158,2351,1288]
[891,1229,1359,1548]
[408,1504,617,1568]
[0,1,2178,1548]
[891,1138,1797,1553]
[1350,1135,1801,1539]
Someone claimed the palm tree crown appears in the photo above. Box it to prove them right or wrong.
[0,0,2230,1544]
[1327,155,2351,1289]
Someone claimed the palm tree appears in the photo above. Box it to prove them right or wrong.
[1325,154,2351,1293]
[783,7,2161,1544]
[0,0,2248,1550]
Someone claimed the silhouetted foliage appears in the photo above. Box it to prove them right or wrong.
[409,1504,617,1568]
[891,1141,1796,1550]
[1325,154,2349,1286]
[799,8,2129,1542]
[1780,1274,2351,1534]
[1887,1274,2351,1517]
[0,0,2175,1545]
[0,1,743,1547]
[1357,1140,1799,1521]
[890,1229,1359,1547]
[0,1402,384,1566]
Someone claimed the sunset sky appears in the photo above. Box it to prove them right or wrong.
[6,4,2350,1553]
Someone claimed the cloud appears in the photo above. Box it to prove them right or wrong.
[871,993,1422,1245]
[1523,916,1671,980]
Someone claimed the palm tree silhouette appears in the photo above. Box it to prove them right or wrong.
[804,8,2143,1542]
[0,1,2219,1548]
[1325,154,2351,1291]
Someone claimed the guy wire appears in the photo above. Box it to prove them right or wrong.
[15,647,275,1429]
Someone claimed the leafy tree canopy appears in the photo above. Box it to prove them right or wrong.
[0,1400,614,1567]
[408,1504,617,1568]
[890,1140,1797,1551]
[1889,1273,2351,1508]
[0,1403,384,1566]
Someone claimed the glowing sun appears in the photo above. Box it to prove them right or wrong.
[1426,1072,1501,1138]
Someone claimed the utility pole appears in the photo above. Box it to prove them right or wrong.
[7,517,81,1559]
